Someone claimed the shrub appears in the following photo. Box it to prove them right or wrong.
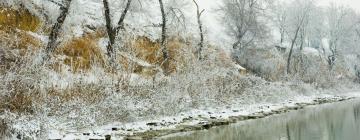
[289,51,333,87]
[232,47,286,81]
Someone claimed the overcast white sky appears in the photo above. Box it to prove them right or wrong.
[318,0,360,11]
[196,0,360,12]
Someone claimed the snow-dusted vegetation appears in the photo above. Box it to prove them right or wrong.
[0,0,360,139]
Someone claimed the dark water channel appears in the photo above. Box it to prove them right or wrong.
[162,99,360,140]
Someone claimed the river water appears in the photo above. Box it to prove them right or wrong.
[162,99,360,140]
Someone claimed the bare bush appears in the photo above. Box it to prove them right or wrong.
[289,50,336,88]
[232,47,286,81]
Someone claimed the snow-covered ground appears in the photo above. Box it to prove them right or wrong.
[42,91,360,140]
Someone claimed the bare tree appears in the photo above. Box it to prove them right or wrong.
[222,0,265,50]
[192,0,205,59]
[325,4,354,70]
[269,0,287,45]
[102,0,132,58]
[45,0,72,55]
[285,0,312,74]
[286,18,304,74]
[159,0,169,61]
[166,0,188,36]
[279,13,287,45]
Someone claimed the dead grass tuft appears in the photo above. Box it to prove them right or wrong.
[0,80,37,114]
[0,30,42,74]
[0,7,42,72]
[131,37,162,64]
[0,7,41,32]
[129,37,194,75]
[55,30,106,72]
[0,30,42,54]
[1,93,34,114]
[47,84,107,104]
[0,81,107,115]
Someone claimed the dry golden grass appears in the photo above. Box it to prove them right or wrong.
[0,7,41,32]
[0,6,195,76]
[42,85,107,108]
[0,93,34,113]
[0,79,37,113]
[0,7,42,60]
[129,37,194,75]
[131,37,163,64]
[0,85,107,115]
[117,54,159,78]
[0,6,194,75]
[0,30,42,54]
[55,30,106,72]
[0,30,42,73]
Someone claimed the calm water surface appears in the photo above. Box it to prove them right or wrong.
[162,99,360,140]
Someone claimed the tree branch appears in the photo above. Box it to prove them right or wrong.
[115,0,132,33]
[47,0,64,8]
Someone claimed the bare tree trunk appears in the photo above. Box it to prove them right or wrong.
[280,28,285,44]
[286,25,301,74]
[159,0,169,61]
[355,65,360,83]
[192,0,205,60]
[327,47,336,70]
[103,0,132,58]
[45,0,72,55]
[299,29,305,51]
[286,12,307,75]
[103,0,115,57]
[115,0,132,53]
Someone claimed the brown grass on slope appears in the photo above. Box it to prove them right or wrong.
[0,6,41,32]
[55,30,107,72]
[130,37,195,75]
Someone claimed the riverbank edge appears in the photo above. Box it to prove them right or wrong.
[122,96,356,140]
[47,93,359,140]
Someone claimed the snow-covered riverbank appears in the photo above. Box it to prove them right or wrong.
[46,91,360,140]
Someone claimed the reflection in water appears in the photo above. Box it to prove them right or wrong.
[163,99,360,140]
